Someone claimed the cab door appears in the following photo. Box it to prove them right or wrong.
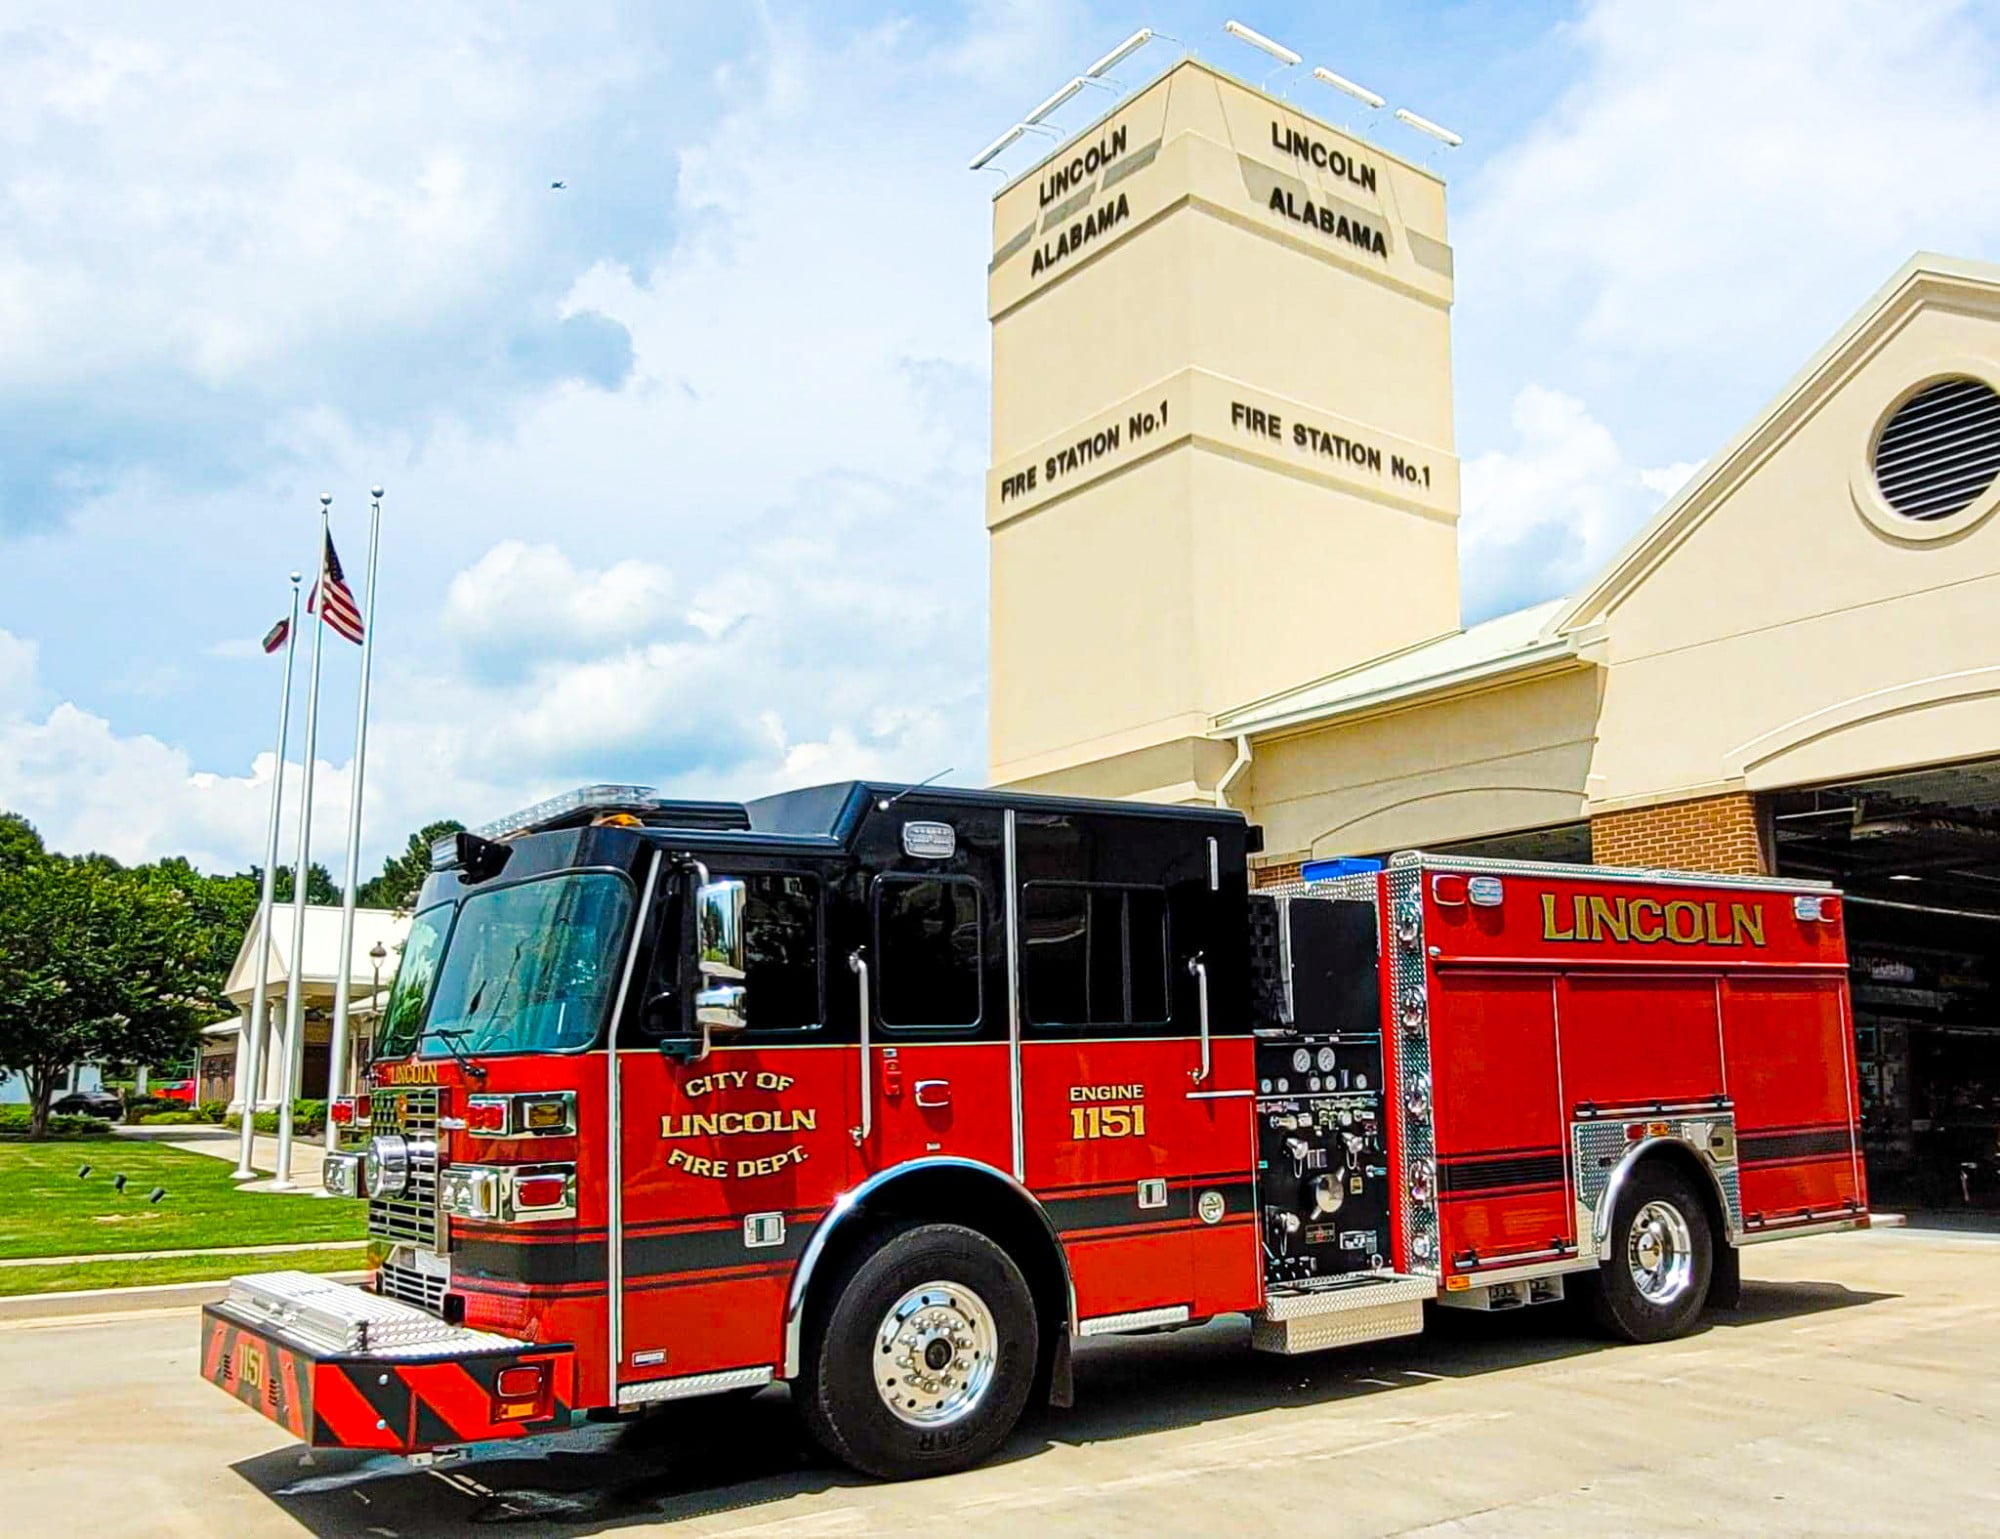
[615,860,854,1389]
[1013,810,1255,1326]
[846,801,1015,1182]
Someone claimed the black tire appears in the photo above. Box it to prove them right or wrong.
[1587,1162,1714,1343]
[798,1221,1038,1480]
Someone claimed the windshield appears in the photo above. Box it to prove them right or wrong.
[374,903,449,1059]
[375,872,636,1060]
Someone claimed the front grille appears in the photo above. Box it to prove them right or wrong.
[367,1088,442,1251]
[377,1255,448,1313]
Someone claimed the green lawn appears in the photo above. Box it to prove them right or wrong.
[0,1139,367,1260]
[0,1246,367,1297]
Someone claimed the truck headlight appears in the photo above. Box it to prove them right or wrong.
[322,1151,363,1199]
[438,1165,502,1220]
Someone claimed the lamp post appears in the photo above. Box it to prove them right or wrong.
[365,941,387,1081]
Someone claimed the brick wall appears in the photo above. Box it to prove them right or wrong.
[1252,860,1304,889]
[1590,792,1770,875]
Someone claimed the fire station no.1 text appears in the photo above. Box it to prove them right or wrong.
[1229,401,1431,489]
[1541,894,1768,947]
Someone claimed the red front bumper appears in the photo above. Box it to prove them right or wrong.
[201,1285,574,1451]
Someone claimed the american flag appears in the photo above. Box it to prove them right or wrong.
[308,533,365,645]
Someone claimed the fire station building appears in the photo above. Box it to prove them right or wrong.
[983,59,2000,1206]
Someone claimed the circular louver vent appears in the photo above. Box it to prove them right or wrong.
[1872,377,2000,521]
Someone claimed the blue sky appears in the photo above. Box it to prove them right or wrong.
[1,0,1997,875]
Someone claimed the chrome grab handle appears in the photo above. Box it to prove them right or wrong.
[849,950,872,1145]
[914,1079,950,1109]
[1188,953,1210,1085]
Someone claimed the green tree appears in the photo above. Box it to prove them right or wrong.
[0,858,226,1138]
[254,862,339,905]
[0,813,44,874]
[357,820,464,912]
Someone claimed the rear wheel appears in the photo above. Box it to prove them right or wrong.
[1588,1162,1714,1343]
[799,1221,1037,1480]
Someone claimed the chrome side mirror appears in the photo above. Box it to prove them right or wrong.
[694,878,748,1036]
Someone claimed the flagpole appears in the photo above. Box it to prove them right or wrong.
[273,495,331,1191]
[233,572,302,1181]
[325,486,382,1151]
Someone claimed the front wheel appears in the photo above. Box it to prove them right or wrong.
[1587,1162,1714,1343]
[799,1221,1038,1480]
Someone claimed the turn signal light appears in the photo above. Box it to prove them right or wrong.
[464,1097,511,1135]
[513,1171,571,1210]
[330,1098,356,1126]
[495,1365,545,1399]
[492,1362,551,1421]
[518,1095,572,1133]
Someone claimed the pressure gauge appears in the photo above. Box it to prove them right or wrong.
[1316,1046,1337,1073]
[1292,1048,1312,1073]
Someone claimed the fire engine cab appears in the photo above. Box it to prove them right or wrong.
[202,781,1867,1479]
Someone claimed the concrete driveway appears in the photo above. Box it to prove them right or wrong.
[2,1225,1994,1537]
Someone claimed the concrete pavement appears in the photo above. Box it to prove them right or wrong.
[2,1225,1996,1537]
[119,1122,331,1189]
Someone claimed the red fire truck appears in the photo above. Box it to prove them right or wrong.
[201,782,1866,1479]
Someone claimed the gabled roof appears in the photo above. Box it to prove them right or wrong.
[222,904,409,1002]
[1213,598,1578,737]
[1550,252,2000,634]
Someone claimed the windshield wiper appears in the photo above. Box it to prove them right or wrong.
[427,1027,490,1080]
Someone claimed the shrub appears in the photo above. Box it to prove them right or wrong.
[122,1095,176,1124]
[139,1109,200,1125]
[0,1107,116,1138]
[195,1099,229,1124]
[224,1104,325,1135]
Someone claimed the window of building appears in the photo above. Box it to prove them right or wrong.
[876,877,982,1028]
[1872,377,2000,521]
[1023,883,1170,1027]
[736,873,822,1030]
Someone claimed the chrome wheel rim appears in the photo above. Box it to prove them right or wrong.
[873,1280,998,1429]
[1627,1199,1694,1304]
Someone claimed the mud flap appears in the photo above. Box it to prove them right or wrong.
[1707,1242,1742,1310]
[1046,1326,1074,1409]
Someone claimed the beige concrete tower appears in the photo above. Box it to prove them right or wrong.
[985,58,1460,801]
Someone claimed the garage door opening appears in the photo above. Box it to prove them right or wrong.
[1772,759,2000,1210]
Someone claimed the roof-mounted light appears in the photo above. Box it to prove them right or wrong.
[1393,107,1463,147]
[1312,66,1385,109]
[1086,28,1154,77]
[1025,77,1089,125]
[1224,20,1300,67]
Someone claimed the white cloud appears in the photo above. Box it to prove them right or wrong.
[1459,386,1692,621]
[1459,0,2000,381]
[443,541,682,661]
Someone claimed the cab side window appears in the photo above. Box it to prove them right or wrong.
[876,876,982,1028]
[737,872,821,1030]
[1023,882,1169,1028]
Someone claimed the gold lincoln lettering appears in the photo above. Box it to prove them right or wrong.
[660,1108,818,1139]
[1587,895,1629,942]
[1541,891,1770,947]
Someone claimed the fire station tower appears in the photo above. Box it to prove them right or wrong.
[985,57,1460,800]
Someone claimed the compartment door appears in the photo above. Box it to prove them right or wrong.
[1430,971,1576,1269]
